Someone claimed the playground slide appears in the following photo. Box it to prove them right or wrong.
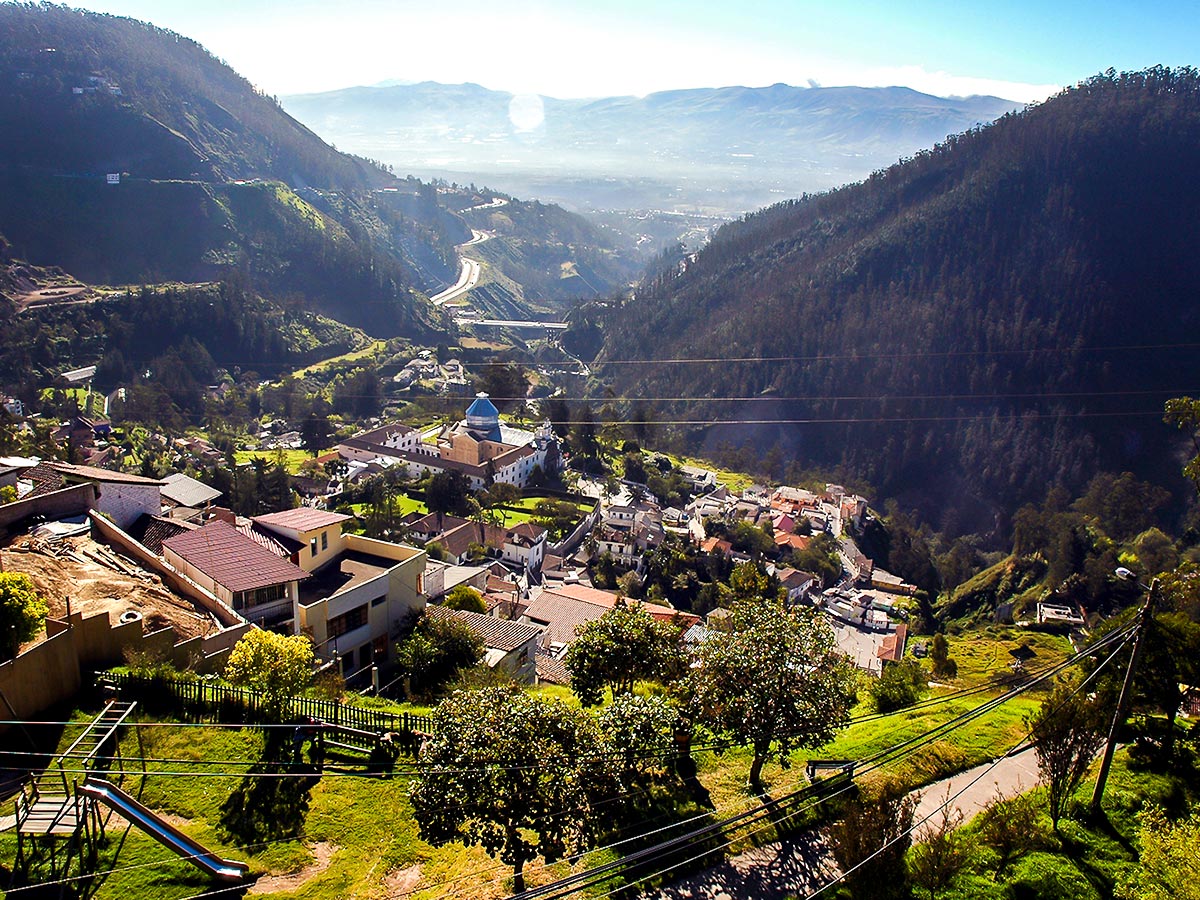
[78,779,249,882]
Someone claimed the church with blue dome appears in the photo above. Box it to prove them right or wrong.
[338,393,558,490]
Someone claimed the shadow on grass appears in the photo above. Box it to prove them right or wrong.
[219,729,321,846]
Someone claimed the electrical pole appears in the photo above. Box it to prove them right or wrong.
[1090,578,1157,817]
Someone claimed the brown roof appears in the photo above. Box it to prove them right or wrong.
[236,522,301,557]
[877,623,909,663]
[21,461,66,497]
[438,521,507,560]
[506,522,547,546]
[535,652,572,686]
[426,605,543,652]
[521,591,608,647]
[50,462,164,485]
[253,508,352,533]
[163,521,310,593]
[408,512,470,536]
[127,514,195,556]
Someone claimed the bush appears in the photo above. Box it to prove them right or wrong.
[871,658,928,712]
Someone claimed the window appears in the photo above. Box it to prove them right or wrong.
[310,537,318,557]
[233,583,287,610]
[321,531,328,551]
[328,603,368,639]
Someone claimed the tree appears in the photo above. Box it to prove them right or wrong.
[929,634,958,679]
[299,412,332,456]
[224,630,314,720]
[830,779,916,900]
[597,693,677,785]
[444,585,486,614]
[1116,807,1200,900]
[689,600,856,790]
[1165,396,1200,497]
[564,605,680,706]
[1027,678,1105,829]
[908,789,968,899]
[425,470,472,517]
[0,573,48,661]
[976,789,1041,876]
[395,611,483,699]
[410,687,603,891]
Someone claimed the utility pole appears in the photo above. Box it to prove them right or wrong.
[1090,578,1157,817]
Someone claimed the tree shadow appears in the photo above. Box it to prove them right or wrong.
[219,728,320,845]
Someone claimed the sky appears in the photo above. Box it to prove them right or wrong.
[68,0,1200,103]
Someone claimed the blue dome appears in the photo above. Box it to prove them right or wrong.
[465,393,500,430]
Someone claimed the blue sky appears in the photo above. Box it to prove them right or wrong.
[69,0,1199,101]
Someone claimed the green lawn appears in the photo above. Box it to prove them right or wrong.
[349,493,427,519]
[290,340,386,378]
[40,386,105,417]
[233,448,320,474]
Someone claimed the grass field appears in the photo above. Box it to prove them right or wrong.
[290,340,385,378]
[0,629,1144,900]
[233,448,319,473]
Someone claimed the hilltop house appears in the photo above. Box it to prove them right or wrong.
[250,508,428,678]
[162,521,310,624]
[162,508,427,680]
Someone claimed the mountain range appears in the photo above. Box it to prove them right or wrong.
[282,81,1020,216]
[0,5,635,336]
[583,67,1200,534]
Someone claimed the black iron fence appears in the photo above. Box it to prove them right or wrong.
[101,671,434,744]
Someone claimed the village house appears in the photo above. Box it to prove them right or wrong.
[426,605,542,682]
[521,583,700,656]
[19,461,164,530]
[162,521,310,624]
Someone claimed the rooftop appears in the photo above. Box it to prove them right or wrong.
[253,508,352,533]
[50,462,164,486]
[427,605,543,652]
[161,472,222,508]
[163,521,310,593]
[298,550,393,606]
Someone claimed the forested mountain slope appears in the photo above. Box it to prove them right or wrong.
[593,69,1200,531]
[0,4,454,336]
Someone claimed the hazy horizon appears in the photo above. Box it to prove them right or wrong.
[55,0,1200,105]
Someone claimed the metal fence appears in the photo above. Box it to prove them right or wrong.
[101,671,434,743]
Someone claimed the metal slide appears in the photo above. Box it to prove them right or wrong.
[78,779,250,882]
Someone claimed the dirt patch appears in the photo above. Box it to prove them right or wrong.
[2,534,220,643]
[249,842,337,895]
[383,863,422,893]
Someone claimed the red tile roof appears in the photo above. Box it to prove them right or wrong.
[163,521,309,593]
[252,508,352,533]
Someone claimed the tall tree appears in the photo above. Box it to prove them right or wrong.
[1027,678,1105,830]
[564,605,681,706]
[689,599,856,790]
[410,687,603,892]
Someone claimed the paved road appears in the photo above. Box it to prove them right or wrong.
[650,747,1041,900]
[429,229,493,306]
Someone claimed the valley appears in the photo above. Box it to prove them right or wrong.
[0,5,1198,900]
